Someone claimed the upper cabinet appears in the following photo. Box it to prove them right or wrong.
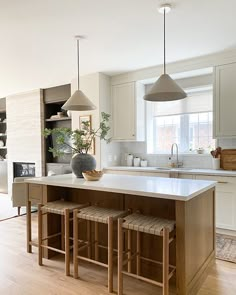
[214,62,236,138]
[111,82,145,141]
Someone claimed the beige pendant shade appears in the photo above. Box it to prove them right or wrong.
[62,36,96,111]
[62,90,96,111]
[144,74,187,101]
[144,4,187,102]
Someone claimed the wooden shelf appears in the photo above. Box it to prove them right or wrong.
[45,117,71,122]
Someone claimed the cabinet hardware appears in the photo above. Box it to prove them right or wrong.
[217,181,228,184]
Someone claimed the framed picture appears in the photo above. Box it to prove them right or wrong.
[79,115,95,155]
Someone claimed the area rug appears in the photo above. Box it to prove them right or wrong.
[216,233,236,263]
[0,193,29,221]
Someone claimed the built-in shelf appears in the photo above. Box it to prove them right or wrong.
[0,122,6,124]
[0,133,7,136]
[45,117,71,122]
[0,147,7,149]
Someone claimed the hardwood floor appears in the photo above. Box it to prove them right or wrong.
[0,214,236,295]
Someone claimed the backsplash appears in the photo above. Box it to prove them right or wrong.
[116,139,236,169]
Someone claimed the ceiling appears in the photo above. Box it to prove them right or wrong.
[0,0,235,97]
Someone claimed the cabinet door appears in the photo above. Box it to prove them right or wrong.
[112,83,135,140]
[195,174,236,230]
[214,63,236,138]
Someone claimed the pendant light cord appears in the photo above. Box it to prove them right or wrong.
[77,38,80,89]
[164,8,166,74]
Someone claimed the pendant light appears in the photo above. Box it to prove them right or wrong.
[144,4,187,102]
[62,36,96,111]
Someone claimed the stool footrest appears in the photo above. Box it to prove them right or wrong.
[77,255,108,268]
[123,271,163,288]
[42,232,61,241]
[41,244,65,255]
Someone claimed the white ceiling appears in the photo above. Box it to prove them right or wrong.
[0,0,235,97]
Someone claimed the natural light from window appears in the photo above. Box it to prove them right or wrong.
[146,88,215,154]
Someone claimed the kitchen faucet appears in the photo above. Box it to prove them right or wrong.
[170,143,182,168]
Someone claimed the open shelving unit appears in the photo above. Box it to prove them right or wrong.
[43,84,72,167]
[0,98,7,160]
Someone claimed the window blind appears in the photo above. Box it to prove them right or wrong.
[151,91,212,117]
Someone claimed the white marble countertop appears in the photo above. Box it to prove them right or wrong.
[104,166,236,177]
[25,173,216,201]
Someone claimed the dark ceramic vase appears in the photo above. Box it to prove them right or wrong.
[71,153,96,178]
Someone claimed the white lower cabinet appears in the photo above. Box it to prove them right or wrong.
[195,175,236,231]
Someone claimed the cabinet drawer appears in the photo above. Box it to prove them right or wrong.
[29,184,43,202]
[195,175,236,192]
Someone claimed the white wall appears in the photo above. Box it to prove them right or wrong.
[6,89,44,195]
[71,73,120,170]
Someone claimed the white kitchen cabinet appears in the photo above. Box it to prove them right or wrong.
[111,82,145,141]
[195,175,236,231]
[178,173,194,179]
[214,62,236,138]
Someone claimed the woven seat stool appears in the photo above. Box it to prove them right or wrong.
[38,200,88,276]
[73,206,128,293]
[118,213,176,295]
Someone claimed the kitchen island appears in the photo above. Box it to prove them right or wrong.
[25,174,216,295]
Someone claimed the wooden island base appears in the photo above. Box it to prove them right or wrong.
[27,183,215,295]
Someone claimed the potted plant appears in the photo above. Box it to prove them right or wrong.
[44,112,111,177]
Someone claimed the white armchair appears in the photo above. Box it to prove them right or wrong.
[12,177,30,215]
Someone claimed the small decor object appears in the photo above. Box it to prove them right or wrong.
[57,112,64,118]
[196,148,204,154]
[127,154,133,167]
[44,112,111,178]
[0,140,4,147]
[133,157,141,167]
[82,170,103,181]
[210,147,222,170]
[140,159,148,167]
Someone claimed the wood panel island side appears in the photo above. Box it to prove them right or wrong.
[25,174,216,295]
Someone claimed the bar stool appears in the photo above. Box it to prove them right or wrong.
[38,200,88,276]
[73,206,128,293]
[117,213,176,295]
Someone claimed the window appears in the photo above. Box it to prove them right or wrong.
[146,89,215,154]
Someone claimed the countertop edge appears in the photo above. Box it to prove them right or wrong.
[25,174,216,202]
[104,166,236,177]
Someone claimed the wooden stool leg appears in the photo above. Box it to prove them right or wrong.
[38,204,43,266]
[136,231,141,276]
[108,217,113,293]
[163,228,170,295]
[95,222,99,261]
[27,200,32,253]
[128,229,132,273]
[73,209,79,279]
[61,215,65,251]
[118,218,123,295]
[87,220,91,259]
[65,209,70,276]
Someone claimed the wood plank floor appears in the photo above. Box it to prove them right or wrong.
[0,214,236,295]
